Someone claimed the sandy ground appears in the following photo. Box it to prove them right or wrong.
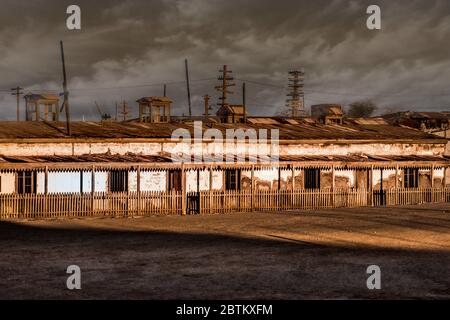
[0,204,449,299]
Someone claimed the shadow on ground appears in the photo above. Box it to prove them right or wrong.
[0,213,449,299]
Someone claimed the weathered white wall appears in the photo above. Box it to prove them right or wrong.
[0,140,445,157]
[0,173,15,194]
[335,170,355,187]
[128,171,166,192]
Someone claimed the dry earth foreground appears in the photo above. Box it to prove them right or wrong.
[0,204,449,299]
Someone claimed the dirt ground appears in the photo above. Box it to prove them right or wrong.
[0,204,449,299]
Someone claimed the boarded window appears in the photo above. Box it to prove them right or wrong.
[225,169,241,190]
[167,170,182,191]
[17,171,37,194]
[110,170,128,192]
[403,168,419,188]
[304,169,321,189]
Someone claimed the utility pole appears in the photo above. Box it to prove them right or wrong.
[286,69,305,117]
[11,86,23,121]
[60,40,71,135]
[115,101,119,121]
[163,84,167,97]
[203,94,210,117]
[184,59,192,117]
[215,65,235,109]
[242,82,247,123]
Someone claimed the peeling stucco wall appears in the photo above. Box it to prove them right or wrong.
[0,140,446,157]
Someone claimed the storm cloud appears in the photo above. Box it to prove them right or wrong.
[0,0,449,120]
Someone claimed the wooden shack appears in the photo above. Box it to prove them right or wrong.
[137,96,172,123]
[24,93,60,121]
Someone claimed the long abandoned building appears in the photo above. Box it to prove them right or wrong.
[0,98,449,218]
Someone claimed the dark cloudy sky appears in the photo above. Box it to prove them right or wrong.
[0,0,449,120]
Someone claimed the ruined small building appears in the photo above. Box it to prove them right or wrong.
[137,96,172,123]
[382,111,450,138]
[24,93,60,121]
[216,104,247,123]
[311,104,344,125]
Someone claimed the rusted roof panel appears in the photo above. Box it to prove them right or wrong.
[0,120,444,141]
[0,153,448,164]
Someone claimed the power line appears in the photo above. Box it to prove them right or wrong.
[0,78,216,93]
[235,78,450,98]
[1,77,449,100]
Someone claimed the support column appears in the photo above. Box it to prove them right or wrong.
[431,164,435,188]
[278,167,281,190]
[197,169,200,192]
[370,165,374,207]
[209,166,213,214]
[137,166,141,215]
[181,164,186,215]
[444,166,447,188]
[331,165,335,207]
[291,165,295,209]
[91,166,95,213]
[35,102,39,121]
[44,166,49,195]
[251,165,255,212]
[80,170,83,194]
[395,164,399,205]
[291,166,295,190]
[380,168,384,206]
[431,164,435,203]
[44,166,49,213]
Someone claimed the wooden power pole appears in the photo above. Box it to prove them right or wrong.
[11,86,23,121]
[242,82,247,123]
[215,65,235,109]
[60,40,71,135]
[203,94,210,117]
[184,59,192,117]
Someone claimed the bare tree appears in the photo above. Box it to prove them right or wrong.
[346,100,377,118]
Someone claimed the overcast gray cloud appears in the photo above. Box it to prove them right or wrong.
[0,0,450,120]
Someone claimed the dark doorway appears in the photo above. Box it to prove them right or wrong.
[404,168,419,188]
[167,170,182,191]
[225,169,241,190]
[110,170,128,192]
[304,169,320,189]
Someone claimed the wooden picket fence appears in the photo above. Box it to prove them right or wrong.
[0,191,182,219]
[0,188,449,220]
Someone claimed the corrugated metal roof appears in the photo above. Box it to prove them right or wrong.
[0,153,448,164]
[136,96,172,103]
[0,120,444,141]
[23,93,60,101]
[352,118,388,125]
